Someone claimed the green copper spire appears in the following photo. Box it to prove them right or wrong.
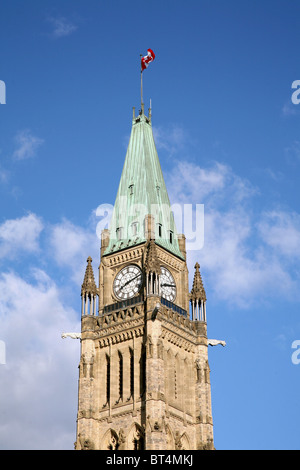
[104,105,184,260]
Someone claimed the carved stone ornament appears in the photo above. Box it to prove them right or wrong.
[147,415,166,433]
[76,433,94,450]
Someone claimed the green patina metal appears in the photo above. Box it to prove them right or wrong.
[104,106,184,260]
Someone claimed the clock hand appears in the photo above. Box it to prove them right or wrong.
[161,283,176,288]
[122,274,142,287]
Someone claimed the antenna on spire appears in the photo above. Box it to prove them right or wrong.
[149,99,152,122]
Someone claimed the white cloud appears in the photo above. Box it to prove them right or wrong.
[166,160,299,307]
[0,270,80,449]
[48,218,99,285]
[48,17,77,38]
[191,209,297,307]
[0,213,97,448]
[0,213,99,449]
[12,130,44,161]
[167,160,257,206]
[0,213,43,260]
[153,124,188,156]
[258,210,300,259]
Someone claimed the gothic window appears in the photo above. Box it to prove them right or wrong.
[133,435,144,450]
[166,425,175,450]
[127,424,144,451]
[129,183,134,195]
[103,429,119,450]
[106,354,110,405]
[180,433,190,450]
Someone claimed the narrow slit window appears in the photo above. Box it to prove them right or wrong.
[158,224,162,238]
[116,227,123,240]
[129,184,134,195]
[131,222,138,237]
[106,354,110,405]
[118,351,123,401]
[169,230,173,244]
[140,347,146,397]
[130,348,134,398]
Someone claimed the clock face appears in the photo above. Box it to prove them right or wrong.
[113,265,143,300]
[160,267,176,302]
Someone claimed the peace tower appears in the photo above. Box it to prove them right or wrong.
[74,101,219,451]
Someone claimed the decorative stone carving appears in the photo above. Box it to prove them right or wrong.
[208,339,226,347]
[157,338,164,359]
[61,332,81,339]
[174,431,183,450]
[147,415,166,433]
[76,433,94,450]
[118,428,126,450]
[81,353,94,378]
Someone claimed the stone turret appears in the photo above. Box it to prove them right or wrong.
[81,257,98,316]
[190,262,207,321]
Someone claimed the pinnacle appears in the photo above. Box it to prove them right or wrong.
[190,262,206,301]
[81,256,97,296]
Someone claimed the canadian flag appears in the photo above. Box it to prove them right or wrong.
[141,49,155,71]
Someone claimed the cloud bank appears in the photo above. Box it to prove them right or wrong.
[166,160,300,307]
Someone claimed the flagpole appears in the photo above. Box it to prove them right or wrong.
[141,69,143,106]
[140,54,144,110]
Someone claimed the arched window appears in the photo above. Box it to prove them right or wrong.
[102,429,119,450]
[128,424,145,451]
[133,435,144,450]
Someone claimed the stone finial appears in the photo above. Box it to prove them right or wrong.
[190,262,206,301]
[81,256,97,296]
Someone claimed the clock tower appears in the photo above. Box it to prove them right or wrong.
[75,103,216,451]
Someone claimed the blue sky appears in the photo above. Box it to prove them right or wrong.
[1,0,300,450]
